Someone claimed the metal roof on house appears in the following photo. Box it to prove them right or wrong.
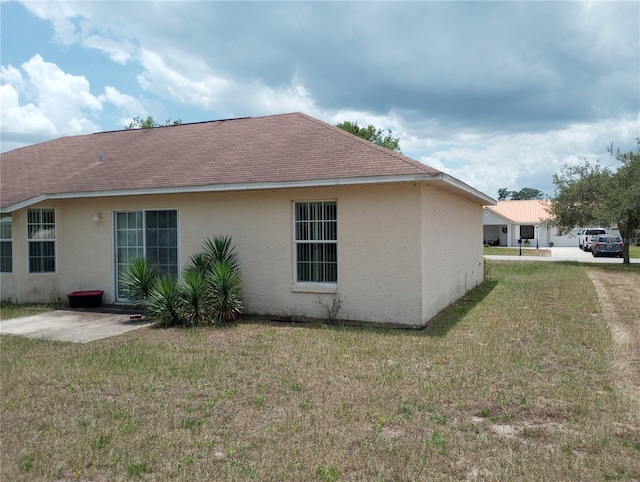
[484,200,552,223]
[1,112,495,211]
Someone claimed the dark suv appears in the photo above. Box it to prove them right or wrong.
[592,235,624,258]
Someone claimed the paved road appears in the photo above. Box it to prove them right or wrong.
[485,246,639,264]
[0,309,152,343]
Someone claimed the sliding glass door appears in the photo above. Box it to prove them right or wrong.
[115,210,178,300]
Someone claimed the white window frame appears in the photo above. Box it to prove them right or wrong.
[114,209,180,300]
[0,213,12,273]
[293,200,337,285]
[27,208,56,274]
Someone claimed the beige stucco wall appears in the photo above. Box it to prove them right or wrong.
[421,185,485,323]
[1,182,484,326]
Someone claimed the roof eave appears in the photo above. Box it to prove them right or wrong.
[428,173,497,205]
[483,207,515,223]
[1,172,496,213]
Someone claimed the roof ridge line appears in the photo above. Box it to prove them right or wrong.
[292,113,439,175]
[93,116,254,136]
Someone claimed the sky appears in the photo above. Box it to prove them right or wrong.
[1,0,638,200]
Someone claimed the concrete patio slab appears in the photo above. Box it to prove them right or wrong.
[0,309,153,343]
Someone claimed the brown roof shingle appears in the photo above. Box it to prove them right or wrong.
[1,112,453,209]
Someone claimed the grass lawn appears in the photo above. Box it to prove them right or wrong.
[2,262,640,481]
[484,245,640,258]
[483,246,551,256]
[0,301,58,320]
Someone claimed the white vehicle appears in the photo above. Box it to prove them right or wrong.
[579,228,607,251]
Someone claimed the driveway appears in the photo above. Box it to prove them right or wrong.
[0,307,153,343]
[485,246,639,263]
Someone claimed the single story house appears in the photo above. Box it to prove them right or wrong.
[482,199,619,248]
[1,112,494,327]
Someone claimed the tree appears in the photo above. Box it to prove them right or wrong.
[549,142,640,264]
[125,116,182,130]
[336,121,401,153]
[511,187,546,200]
[497,188,510,201]
[498,187,546,201]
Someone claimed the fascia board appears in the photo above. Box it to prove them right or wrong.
[429,173,497,205]
[1,172,497,213]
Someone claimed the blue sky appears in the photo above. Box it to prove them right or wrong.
[1,0,638,199]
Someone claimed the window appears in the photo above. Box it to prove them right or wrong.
[520,225,534,240]
[28,208,56,273]
[294,201,337,283]
[115,210,178,299]
[0,214,12,273]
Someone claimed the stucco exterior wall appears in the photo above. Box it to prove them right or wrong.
[421,186,484,323]
[1,183,430,325]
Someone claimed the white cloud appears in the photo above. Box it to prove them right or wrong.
[136,49,321,118]
[21,55,102,110]
[0,82,57,137]
[256,80,315,115]
[22,1,83,45]
[0,65,25,91]
[417,116,639,199]
[83,35,135,64]
[0,55,101,148]
[137,49,231,109]
[99,86,144,115]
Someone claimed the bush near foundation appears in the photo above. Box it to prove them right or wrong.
[121,235,244,326]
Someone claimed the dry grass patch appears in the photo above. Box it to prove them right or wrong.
[2,262,640,481]
[587,265,640,410]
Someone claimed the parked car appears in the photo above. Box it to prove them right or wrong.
[592,234,624,258]
[579,228,607,251]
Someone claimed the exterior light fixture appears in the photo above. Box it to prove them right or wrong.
[92,213,102,223]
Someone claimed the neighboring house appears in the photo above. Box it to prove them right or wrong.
[482,200,619,248]
[0,112,494,327]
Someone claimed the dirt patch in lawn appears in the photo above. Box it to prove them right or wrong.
[587,268,640,410]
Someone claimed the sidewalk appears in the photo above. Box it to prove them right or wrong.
[484,246,639,264]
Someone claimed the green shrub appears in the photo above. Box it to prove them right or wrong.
[186,235,240,275]
[179,270,207,326]
[123,235,244,326]
[119,258,158,306]
[184,252,210,277]
[206,260,244,323]
[146,275,183,326]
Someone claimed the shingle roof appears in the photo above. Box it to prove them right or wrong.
[485,200,552,223]
[1,112,491,210]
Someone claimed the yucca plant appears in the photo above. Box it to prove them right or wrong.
[206,260,244,323]
[179,270,207,326]
[146,275,184,326]
[201,235,240,273]
[184,252,211,278]
[130,235,244,327]
[120,258,158,306]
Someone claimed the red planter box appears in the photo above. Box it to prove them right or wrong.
[67,290,104,309]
